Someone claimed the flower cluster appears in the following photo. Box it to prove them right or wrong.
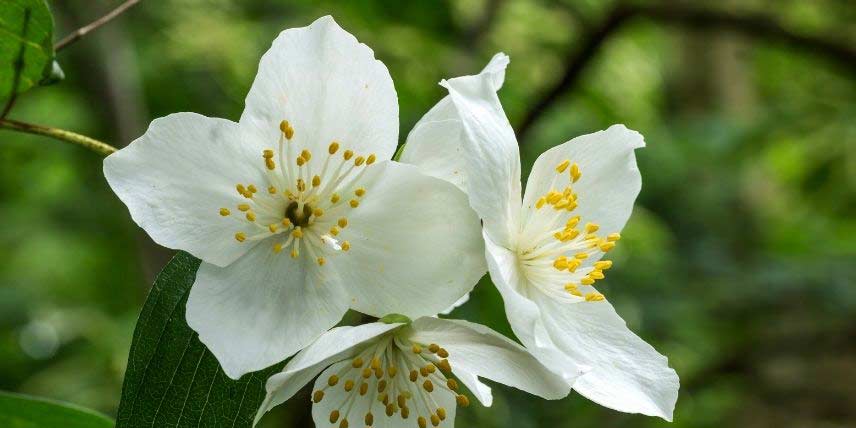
[105,16,679,428]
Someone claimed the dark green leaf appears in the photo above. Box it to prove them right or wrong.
[0,0,59,98]
[116,252,283,428]
[0,391,114,428]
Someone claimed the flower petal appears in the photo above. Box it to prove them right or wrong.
[335,161,486,319]
[536,294,680,420]
[187,243,350,380]
[400,53,510,194]
[439,53,522,248]
[522,124,644,236]
[255,322,401,425]
[103,113,266,267]
[408,317,573,406]
[240,16,398,162]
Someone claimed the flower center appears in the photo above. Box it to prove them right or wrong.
[219,120,376,266]
[313,334,470,428]
[517,159,621,303]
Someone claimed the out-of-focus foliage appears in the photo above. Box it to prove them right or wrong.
[0,0,853,427]
[0,391,113,428]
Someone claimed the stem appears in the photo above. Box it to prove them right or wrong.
[0,119,117,156]
[54,0,142,52]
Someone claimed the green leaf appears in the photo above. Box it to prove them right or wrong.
[0,391,114,428]
[0,0,60,99]
[116,252,283,428]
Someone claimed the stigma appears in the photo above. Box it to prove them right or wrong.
[313,334,469,428]
[219,120,375,266]
[518,159,620,303]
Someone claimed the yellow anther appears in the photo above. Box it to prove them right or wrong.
[219,208,230,216]
[328,141,340,154]
[387,366,398,378]
[312,175,321,187]
[317,257,326,266]
[312,390,324,403]
[292,227,303,238]
[268,185,277,194]
[234,232,246,242]
[409,370,418,382]
[536,197,546,209]
[554,199,570,210]
[329,226,340,236]
[425,363,436,374]
[447,378,459,391]
[385,403,394,416]
[566,200,578,211]
[437,408,447,420]
[237,204,250,212]
[290,249,299,258]
[581,276,595,285]
[570,163,581,182]
[546,192,562,205]
[575,252,589,260]
[349,199,359,208]
[352,357,364,368]
[401,406,410,419]
[585,292,605,302]
[359,382,369,395]
[397,394,406,408]
[567,259,581,272]
[338,218,348,228]
[330,193,340,203]
[456,394,470,407]
[300,149,312,161]
[370,356,381,369]
[265,158,275,170]
[377,380,387,393]
[341,241,350,251]
[427,343,439,353]
[247,184,257,193]
[281,218,292,227]
[419,366,429,377]
[296,179,306,192]
[366,154,376,165]
[564,282,579,291]
[423,380,434,392]
[263,149,274,158]
[553,257,569,270]
[268,224,278,233]
[354,156,365,166]
[245,212,256,222]
[567,216,581,228]
[607,232,621,242]
[313,207,324,217]
[418,416,427,428]
[374,367,383,379]
[595,260,613,270]
[590,270,605,280]
[600,241,616,252]
[273,243,283,253]
[339,419,348,428]
[328,374,339,386]
[585,222,599,234]
[556,159,570,173]
[362,367,372,379]
[329,410,339,424]
[296,156,306,166]
[279,120,294,140]
[562,230,580,241]
[343,150,354,160]
[236,184,246,194]
[354,187,366,197]
[412,344,422,354]
[437,359,451,373]
[431,414,440,426]
[438,348,449,358]
[364,413,373,426]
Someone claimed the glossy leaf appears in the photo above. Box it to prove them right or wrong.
[0,391,113,428]
[115,252,283,427]
[0,0,60,99]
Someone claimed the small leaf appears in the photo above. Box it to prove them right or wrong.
[116,252,283,428]
[0,391,114,428]
[0,0,57,98]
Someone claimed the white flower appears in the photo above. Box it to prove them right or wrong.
[103,16,486,379]
[254,316,578,427]
[402,54,680,420]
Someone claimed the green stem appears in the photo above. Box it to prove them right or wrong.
[0,118,117,156]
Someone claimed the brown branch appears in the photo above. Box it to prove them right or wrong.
[516,3,856,143]
[54,0,142,52]
[0,118,117,156]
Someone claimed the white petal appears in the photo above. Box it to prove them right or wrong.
[438,293,470,316]
[522,124,644,236]
[240,16,398,162]
[255,322,400,425]
[103,113,266,267]
[536,294,679,420]
[334,161,486,318]
[408,317,573,406]
[187,243,350,379]
[400,53,510,193]
[439,54,522,248]
[483,231,584,384]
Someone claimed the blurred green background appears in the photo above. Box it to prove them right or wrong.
[1,0,854,427]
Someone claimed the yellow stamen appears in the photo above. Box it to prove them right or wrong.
[300,149,312,161]
[354,156,365,166]
[290,249,299,258]
[331,193,340,203]
[268,224,278,233]
[292,227,303,238]
[268,185,277,194]
[219,208,230,216]
[570,163,581,182]
[366,154,376,165]
[247,184,257,194]
[245,212,256,222]
[313,208,324,217]
[329,410,339,424]
[590,270,605,280]
[599,241,616,252]
[312,175,321,187]
[585,292,605,302]
[585,222,599,233]
[607,233,621,242]
[273,243,283,253]
[330,226,340,236]
[263,149,274,158]
[317,257,326,266]
[343,150,354,160]
[349,199,360,208]
[355,187,366,197]
[341,241,351,251]
[265,158,275,170]
[296,156,306,167]
[237,204,250,212]
[595,260,613,270]
[234,232,246,242]
[313,390,324,403]
[556,159,570,173]
[536,197,546,209]
[279,120,294,140]
[338,218,348,228]
[281,218,292,227]
[328,141,339,154]
[580,276,595,285]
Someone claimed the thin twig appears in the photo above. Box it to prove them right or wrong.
[1,8,31,119]
[54,0,142,52]
[0,118,117,156]
[516,3,856,143]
